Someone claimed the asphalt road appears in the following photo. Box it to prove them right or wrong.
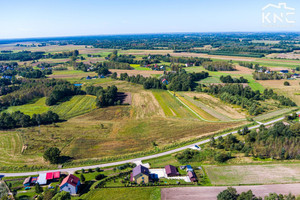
[0,114,295,177]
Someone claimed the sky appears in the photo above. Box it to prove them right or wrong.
[0,0,299,39]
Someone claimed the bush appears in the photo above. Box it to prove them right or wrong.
[95,174,106,181]
[284,81,290,86]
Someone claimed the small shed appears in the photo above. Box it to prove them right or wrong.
[165,165,179,177]
[37,173,47,185]
[186,165,193,172]
[23,177,31,186]
[188,171,197,182]
[46,172,54,180]
[53,171,61,180]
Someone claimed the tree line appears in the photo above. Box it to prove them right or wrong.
[198,84,296,115]
[203,61,236,71]
[0,111,59,130]
[220,75,248,83]
[217,187,296,200]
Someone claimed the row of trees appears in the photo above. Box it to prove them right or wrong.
[218,187,296,200]
[202,61,236,71]
[0,111,59,129]
[220,75,248,83]
[252,72,284,80]
[175,148,231,164]
[0,51,45,61]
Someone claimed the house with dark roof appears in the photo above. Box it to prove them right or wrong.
[188,171,197,182]
[165,165,179,177]
[130,165,150,184]
[59,174,81,195]
[280,70,289,74]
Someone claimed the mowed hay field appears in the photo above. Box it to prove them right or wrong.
[205,164,300,185]
[50,95,97,119]
[183,92,246,120]
[152,90,196,119]
[3,95,97,120]
[0,131,44,167]
[18,86,244,161]
[257,79,300,105]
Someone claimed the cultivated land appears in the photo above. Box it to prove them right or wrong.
[205,164,300,185]
[161,184,300,200]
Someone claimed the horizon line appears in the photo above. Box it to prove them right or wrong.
[1,31,300,41]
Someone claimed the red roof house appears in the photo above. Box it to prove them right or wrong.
[59,174,81,195]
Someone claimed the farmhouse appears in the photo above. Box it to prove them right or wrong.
[60,174,81,195]
[130,165,150,184]
[165,165,179,177]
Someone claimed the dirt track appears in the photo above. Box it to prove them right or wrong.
[161,184,300,200]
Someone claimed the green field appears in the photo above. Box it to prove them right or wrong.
[152,90,196,119]
[79,188,161,200]
[50,95,97,119]
[130,64,152,71]
[4,95,97,120]
[4,98,49,116]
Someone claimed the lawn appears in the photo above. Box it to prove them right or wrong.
[80,188,161,200]
[205,163,300,185]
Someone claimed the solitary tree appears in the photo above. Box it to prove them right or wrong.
[80,174,86,183]
[43,147,61,164]
[35,183,43,194]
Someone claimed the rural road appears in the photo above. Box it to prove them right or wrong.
[1,112,298,177]
[161,184,300,200]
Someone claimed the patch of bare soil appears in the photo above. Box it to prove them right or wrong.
[161,184,300,200]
